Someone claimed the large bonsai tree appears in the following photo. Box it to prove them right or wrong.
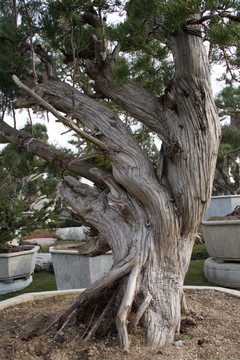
[0,0,239,350]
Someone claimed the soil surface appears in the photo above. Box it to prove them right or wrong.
[207,215,240,221]
[0,289,240,360]
[0,245,27,254]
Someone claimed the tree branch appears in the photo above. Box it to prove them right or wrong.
[12,75,109,151]
[0,120,105,188]
[85,60,168,138]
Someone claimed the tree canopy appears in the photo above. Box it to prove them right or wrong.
[0,1,239,117]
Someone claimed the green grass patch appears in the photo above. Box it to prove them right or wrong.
[184,260,214,286]
[191,243,209,260]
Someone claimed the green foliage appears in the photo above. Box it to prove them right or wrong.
[215,85,240,119]
[221,125,240,151]
[134,125,158,165]
[112,56,130,87]
[0,123,63,249]
[0,0,41,114]
[214,124,240,194]
[191,243,209,260]
[184,260,214,286]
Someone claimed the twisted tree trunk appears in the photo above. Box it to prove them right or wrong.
[1,24,220,349]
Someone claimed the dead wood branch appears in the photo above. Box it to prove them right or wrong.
[129,291,152,333]
[84,290,117,342]
[116,259,141,350]
[43,250,138,334]
[12,75,108,150]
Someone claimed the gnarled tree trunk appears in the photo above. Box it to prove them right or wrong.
[1,23,220,349]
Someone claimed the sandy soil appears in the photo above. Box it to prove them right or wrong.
[0,289,239,360]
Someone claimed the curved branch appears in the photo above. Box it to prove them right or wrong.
[128,290,152,333]
[12,75,108,151]
[13,76,165,206]
[77,234,111,257]
[85,60,168,138]
[0,120,105,188]
[116,259,141,350]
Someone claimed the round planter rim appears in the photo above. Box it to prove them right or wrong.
[202,220,240,226]
[1,286,240,311]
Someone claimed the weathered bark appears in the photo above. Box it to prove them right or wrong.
[0,19,221,350]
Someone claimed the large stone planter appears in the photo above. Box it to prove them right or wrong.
[0,245,39,295]
[49,246,113,290]
[201,219,240,261]
[204,194,240,219]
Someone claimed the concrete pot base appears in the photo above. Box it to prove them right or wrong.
[0,275,33,295]
[204,257,240,289]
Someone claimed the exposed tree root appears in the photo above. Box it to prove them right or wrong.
[83,289,117,342]
[129,290,152,334]
[43,250,137,335]
[54,309,78,338]
[81,303,99,340]
[181,292,188,314]
[116,259,141,351]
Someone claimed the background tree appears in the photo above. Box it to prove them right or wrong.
[215,85,240,129]
[213,85,240,194]
[0,123,63,249]
[0,0,239,350]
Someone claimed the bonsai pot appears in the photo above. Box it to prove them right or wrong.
[49,246,113,290]
[204,194,240,219]
[0,245,39,295]
[201,219,240,261]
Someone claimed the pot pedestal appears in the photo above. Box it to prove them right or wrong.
[0,276,33,295]
[202,219,240,289]
[204,258,240,289]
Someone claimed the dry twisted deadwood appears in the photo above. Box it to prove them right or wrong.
[116,258,141,350]
[12,75,108,151]
[43,249,138,335]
